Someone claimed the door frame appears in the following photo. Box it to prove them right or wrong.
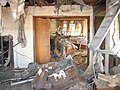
[33,16,90,64]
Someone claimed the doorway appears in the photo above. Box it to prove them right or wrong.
[34,16,90,67]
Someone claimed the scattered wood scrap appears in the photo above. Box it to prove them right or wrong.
[98,73,120,87]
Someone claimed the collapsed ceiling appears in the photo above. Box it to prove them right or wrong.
[0,0,104,21]
[24,0,102,6]
[1,0,103,7]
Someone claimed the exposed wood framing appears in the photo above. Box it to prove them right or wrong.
[88,2,120,50]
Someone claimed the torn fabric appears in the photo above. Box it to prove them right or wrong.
[17,14,27,48]
[8,0,25,21]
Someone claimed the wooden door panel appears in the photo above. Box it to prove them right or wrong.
[35,18,50,64]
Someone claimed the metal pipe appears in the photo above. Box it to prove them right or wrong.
[11,78,33,86]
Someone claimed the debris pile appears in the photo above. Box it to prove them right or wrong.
[50,32,88,67]
[0,55,93,90]
[32,55,90,90]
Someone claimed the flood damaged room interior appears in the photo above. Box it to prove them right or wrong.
[0,0,120,90]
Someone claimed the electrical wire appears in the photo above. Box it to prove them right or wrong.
[14,49,33,61]
[3,42,20,55]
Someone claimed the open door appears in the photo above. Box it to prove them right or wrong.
[34,18,50,64]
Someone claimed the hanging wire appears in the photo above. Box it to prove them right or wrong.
[14,49,33,61]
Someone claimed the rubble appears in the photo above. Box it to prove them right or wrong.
[51,32,88,68]
[31,55,92,90]
[0,32,89,89]
[68,82,92,90]
[1,0,120,90]
[98,73,120,87]
[20,62,39,79]
[0,54,93,89]
[110,64,120,74]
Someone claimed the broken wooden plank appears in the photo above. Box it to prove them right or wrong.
[98,73,120,87]
[88,3,120,50]
[96,41,120,57]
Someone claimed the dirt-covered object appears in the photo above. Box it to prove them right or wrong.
[110,64,120,74]
[32,56,90,90]
[20,63,39,79]
[98,73,120,87]
[68,81,92,90]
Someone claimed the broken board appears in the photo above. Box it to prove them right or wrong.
[88,3,120,50]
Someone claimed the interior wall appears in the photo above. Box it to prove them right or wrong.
[2,7,34,68]
[2,5,94,68]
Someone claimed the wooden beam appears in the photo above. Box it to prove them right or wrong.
[88,3,120,50]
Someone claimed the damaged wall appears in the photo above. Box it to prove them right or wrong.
[2,7,34,68]
[2,5,94,68]
[104,0,120,74]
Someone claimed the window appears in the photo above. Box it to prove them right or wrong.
[58,20,82,36]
